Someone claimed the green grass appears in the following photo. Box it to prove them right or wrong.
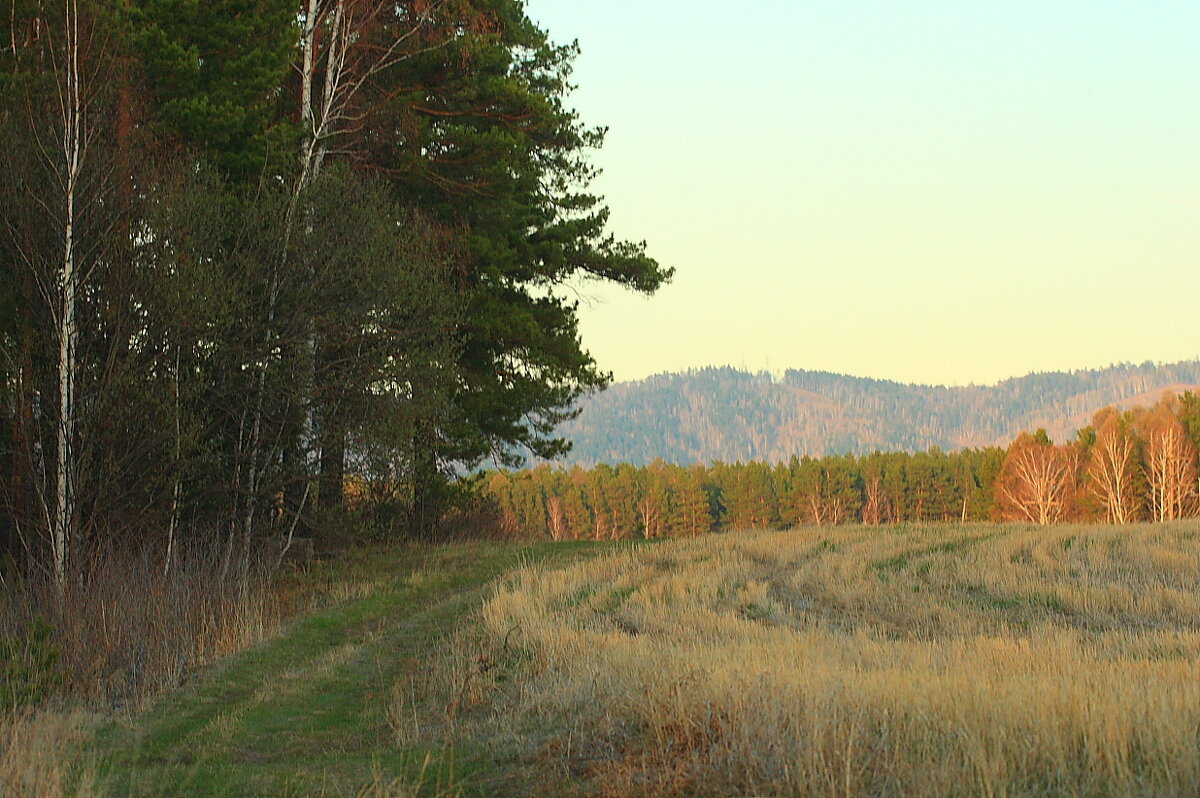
[89,539,615,797]
[871,527,998,575]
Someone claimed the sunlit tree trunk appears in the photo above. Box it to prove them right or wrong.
[1086,408,1139,524]
[805,492,826,527]
[638,495,662,539]
[1140,402,1197,522]
[546,495,566,541]
[862,476,884,525]
[50,0,87,586]
[994,433,1077,525]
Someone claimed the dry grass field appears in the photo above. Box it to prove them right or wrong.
[427,522,1200,797]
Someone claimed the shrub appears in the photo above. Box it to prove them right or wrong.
[0,619,63,710]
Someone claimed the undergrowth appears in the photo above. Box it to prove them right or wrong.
[0,539,396,796]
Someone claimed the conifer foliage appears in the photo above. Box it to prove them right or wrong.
[0,0,669,578]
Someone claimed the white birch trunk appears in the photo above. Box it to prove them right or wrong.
[53,0,85,586]
[239,0,443,548]
[165,348,181,576]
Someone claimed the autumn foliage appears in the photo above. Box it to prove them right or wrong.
[483,391,1200,537]
[1136,398,1199,521]
[992,431,1077,525]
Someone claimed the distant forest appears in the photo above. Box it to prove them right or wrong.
[484,392,1200,539]
[549,361,1200,466]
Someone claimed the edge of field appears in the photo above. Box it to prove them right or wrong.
[85,538,627,797]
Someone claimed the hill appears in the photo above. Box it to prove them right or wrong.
[549,360,1200,466]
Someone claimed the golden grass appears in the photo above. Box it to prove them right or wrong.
[444,522,1200,797]
[0,708,97,797]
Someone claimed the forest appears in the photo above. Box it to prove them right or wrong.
[483,392,1200,539]
[0,0,669,583]
[549,361,1200,466]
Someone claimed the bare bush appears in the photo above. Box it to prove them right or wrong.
[0,541,307,710]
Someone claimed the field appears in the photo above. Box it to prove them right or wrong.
[7,523,1200,796]
[439,522,1200,796]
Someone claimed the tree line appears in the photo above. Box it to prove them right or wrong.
[481,393,1200,539]
[0,0,669,583]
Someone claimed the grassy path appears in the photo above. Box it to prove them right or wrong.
[91,540,608,797]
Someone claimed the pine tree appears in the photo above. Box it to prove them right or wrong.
[773,458,805,527]
[131,0,297,179]
[360,4,672,532]
[668,465,713,538]
[561,466,592,540]
[823,456,862,525]
[638,460,672,539]
[605,463,642,539]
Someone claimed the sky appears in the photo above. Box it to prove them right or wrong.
[523,0,1200,387]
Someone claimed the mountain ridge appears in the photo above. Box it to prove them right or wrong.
[548,360,1200,467]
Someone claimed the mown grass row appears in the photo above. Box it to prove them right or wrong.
[431,521,1200,797]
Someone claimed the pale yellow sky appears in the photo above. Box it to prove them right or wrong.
[530,0,1200,386]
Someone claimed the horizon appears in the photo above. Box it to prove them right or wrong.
[526,1,1200,387]
[546,357,1200,467]
[604,355,1200,391]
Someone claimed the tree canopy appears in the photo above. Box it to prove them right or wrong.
[0,0,670,574]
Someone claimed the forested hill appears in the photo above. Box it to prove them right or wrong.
[551,361,1200,466]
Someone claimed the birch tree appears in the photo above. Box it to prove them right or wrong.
[1137,398,1198,522]
[49,0,88,584]
[1084,407,1141,524]
[0,0,112,583]
[993,432,1078,526]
